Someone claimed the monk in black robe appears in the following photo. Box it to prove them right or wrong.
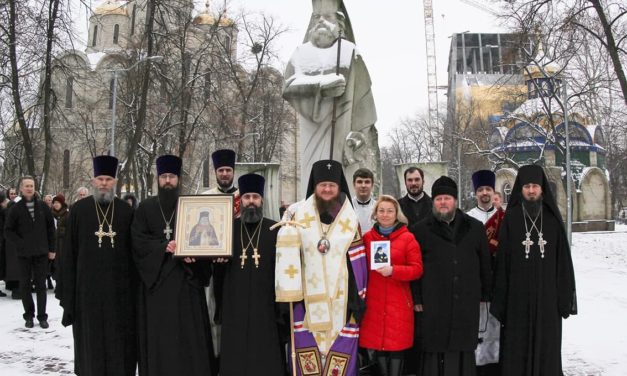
[216,173,286,376]
[59,156,138,376]
[131,154,215,376]
[491,165,577,376]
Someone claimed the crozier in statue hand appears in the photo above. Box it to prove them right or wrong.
[320,74,346,97]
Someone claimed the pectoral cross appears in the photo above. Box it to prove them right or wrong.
[240,252,247,269]
[164,224,173,240]
[95,225,106,248]
[105,225,116,247]
[538,233,547,258]
[522,233,534,259]
[252,249,261,268]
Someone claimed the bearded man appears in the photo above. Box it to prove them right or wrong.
[466,170,505,375]
[283,0,380,195]
[217,174,286,375]
[491,165,577,376]
[410,176,491,376]
[398,167,432,226]
[203,149,240,218]
[58,155,138,376]
[276,159,367,375]
[202,148,240,361]
[131,154,216,376]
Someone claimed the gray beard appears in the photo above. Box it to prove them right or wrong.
[433,207,456,223]
[311,28,337,48]
[92,187,115,204]
[241,206,263,224]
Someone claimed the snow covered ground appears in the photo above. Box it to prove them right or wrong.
[1,226,626,375]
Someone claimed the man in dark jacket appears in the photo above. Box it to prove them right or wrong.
[410,176,492,376]
[397,166,432,374]
[4,176,55,328]
[398,167,432,225]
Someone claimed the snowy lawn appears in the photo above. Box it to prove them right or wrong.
[1,225,626,375]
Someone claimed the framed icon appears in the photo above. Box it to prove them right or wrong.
[370,240,391,270]
[175,194,233,257]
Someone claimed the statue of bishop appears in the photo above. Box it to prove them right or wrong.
[283,0,381,196]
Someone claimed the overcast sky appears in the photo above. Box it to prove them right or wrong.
[73,0,509,143]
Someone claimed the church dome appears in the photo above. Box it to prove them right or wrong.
[94,0,128,17]
[193,2,234,27]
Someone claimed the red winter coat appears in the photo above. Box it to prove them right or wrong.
[359,224,423,351]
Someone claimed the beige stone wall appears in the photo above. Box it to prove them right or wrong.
[578,167,610,220]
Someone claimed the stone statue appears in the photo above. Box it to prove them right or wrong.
[282,0,381,195]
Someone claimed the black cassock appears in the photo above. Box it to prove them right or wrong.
[410,210,492,376]
[217,218,286,376]
[491,205,577,376]
[131,196,215,376]
[59,197,137,376]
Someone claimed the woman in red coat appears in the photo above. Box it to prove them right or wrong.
[359,195,423,376]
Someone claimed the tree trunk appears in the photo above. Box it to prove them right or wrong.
[7,0,37,179]
[40,0,61,193]
[589,0,627,104]
[118,0,157,192]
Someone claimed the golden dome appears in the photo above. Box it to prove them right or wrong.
[94,0,128,17]
[524,43,560,79]
[193,2,234,27]
[193,13,216,25]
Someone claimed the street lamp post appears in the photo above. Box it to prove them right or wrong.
[108,55,163,156]
[562,78,572,246]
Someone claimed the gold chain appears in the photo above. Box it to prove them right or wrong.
[239,218,263,269]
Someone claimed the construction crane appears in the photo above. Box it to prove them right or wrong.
[459,0,499,16]
[422,0,439,131]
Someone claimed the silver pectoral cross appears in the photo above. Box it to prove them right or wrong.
[252,248,261,268]
[538,233,547,258]
[95,225,106,248]
[522,233,534,259]
[105,225,117,247]
[164,224,173,240]
[240,252,247,269]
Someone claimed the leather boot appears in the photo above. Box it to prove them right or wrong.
[376,355,389,376]
[389,358,403,376]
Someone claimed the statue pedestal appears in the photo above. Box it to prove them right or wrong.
[235,163,281,221]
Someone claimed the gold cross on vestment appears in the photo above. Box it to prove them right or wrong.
[339,218,352,233]
[285,264,298,278]
[307,273,320,288]
[299,212,316,228]
[95,225,106,248]
[315,332,324,346]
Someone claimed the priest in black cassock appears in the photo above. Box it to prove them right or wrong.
[409,176,492,376]
[131,154,216,376]
[58,155,138,376]
[217,173,286,376]
[490,165,577,376]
